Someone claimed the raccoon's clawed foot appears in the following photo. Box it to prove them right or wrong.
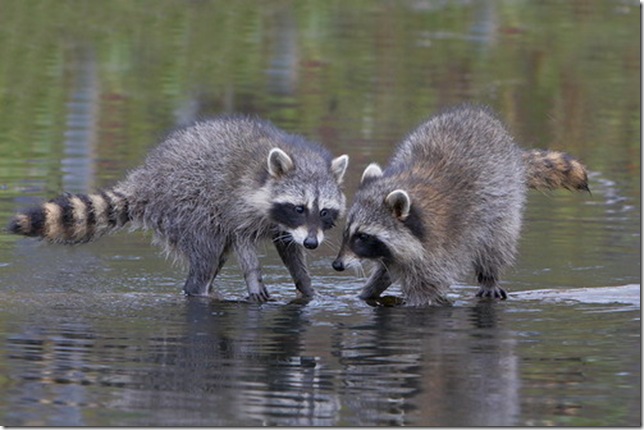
[246,286,271,303]
[183,283,212,297]
[295,289,315,301]
[246,292,271,303]
[295,282,315,298]
[289,295,314,305]
[364,295,405,307]
[475,286,508,300]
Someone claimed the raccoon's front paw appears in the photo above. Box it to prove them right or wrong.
[358,288,380,301]
[246,286,271,303]
[295,282,315,298]
[476,286,508,300]
[364,295,405,307]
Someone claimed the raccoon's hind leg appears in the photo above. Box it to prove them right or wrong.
[182,238,230,297]
[233,238,270,302]
[274,235,314,298]
[358,264,393,300]
[474,265,507,300]
[473,237,517,300]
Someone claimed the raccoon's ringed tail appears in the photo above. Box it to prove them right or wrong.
[8,189,131,244]
[523,150,590,192]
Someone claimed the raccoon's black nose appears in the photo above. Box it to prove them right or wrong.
[332,259,345,271]
[303,237,318,249]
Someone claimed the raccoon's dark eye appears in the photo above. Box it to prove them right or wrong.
[319,208,339,230]
[350,231,392,260]
[355,232,369,241]
[270,203,307,229]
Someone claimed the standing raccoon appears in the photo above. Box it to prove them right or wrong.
[9,116,349,302]
[332,105,588,306]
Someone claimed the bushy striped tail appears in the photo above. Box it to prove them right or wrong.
[8,189,131,244]
[522,150,590,193]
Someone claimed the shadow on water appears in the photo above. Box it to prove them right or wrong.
[327,302,521,427]
[1,280,639,426]
[112,299,331,426]
[4,294,527,426]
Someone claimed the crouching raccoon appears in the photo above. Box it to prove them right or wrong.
[9,116,349,302]
[332,104,588,306]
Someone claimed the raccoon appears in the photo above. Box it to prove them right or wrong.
[9,116,349,302]
[332,104,588,306]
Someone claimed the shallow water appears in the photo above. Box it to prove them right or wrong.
[0,0,640,426]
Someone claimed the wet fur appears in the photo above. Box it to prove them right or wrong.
[334,104,589,306]
[9,116,348,301]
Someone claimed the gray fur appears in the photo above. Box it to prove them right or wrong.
[120,116,348,300]
[334,104,586,306]
[11,116,348,301]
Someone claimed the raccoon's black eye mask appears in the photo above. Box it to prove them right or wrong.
[319,208,339,230]
[270,203,306,228]
[270,203,339,230]
[350,231,392,260]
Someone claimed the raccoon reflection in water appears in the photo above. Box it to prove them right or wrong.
[9,116,349,302]
[333,104,589,306]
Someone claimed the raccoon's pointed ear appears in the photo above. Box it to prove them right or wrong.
[268,148,294,178]
[361,163,383,184]
[385,189,411,221]
[331,154,349,184]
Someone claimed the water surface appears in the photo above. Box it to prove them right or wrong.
[0,0,640,426]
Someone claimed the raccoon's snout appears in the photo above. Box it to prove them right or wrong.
[332,258,345,271]
[288,225,323,249]
[333,249,360,271]
[303,236,318,249]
